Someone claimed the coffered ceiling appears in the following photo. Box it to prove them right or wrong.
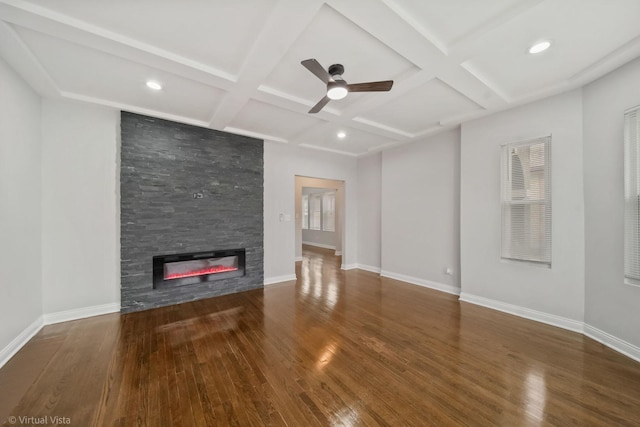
[1,0,639,156]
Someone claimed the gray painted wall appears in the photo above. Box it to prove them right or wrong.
[356,153,382,271]
[301,229,336,248]
[42,100,120,315]
[460,90,585,322]
[120,112,264,313]
[583,57,640,347]
[0,57,43,360]
[381,129,461,289]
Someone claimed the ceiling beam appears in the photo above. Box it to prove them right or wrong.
[207,0,325,130]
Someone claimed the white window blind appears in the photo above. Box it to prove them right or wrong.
[501,136,552,265]
[624,106,640,284]
[302,194,309,230]
[322,192,336,232]
[309,193,322,230]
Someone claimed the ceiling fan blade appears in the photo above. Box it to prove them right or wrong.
[347,80,394,92]
[301,59,331,84]
[309,96,331,114]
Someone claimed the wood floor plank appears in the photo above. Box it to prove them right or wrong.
[2,245,640,426]
[0,335,64,422]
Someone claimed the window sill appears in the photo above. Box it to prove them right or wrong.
[500,257,551,269]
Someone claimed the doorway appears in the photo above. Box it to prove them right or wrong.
[294,176,345,264]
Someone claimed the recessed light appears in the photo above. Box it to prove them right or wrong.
[528,40,551,54]
[146,80,163,90]
[337,131,346,139]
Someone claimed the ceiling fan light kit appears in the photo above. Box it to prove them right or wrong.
[301,58,393,113]
[327,81,348,100]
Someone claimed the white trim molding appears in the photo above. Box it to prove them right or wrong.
[0,302,121,369]
[43,303,120,326]
[302,241,336,250]
[459,292,640,363]
[264,274,297,286]
[341,263,358,270]
[584,324,640,363]
[459,292,584,333]
[0,316,44,369]
[381,270,461,296]
[354,264,382,274]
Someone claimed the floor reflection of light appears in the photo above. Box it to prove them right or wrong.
[326,281,338,309]
[315,341,338,371]
[302,266,310,289]
[332,407,359,427]
[313,280,322,300]
[525,368,547,424]
[301,279,310,297]
[300,249,340,309]
[156,307,243,346]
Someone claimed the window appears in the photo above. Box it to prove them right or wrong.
[501,136,552,265]
[302,194,309,229]
[625,106,640,285]
[322,192,336,232]
[301,190,336,232]
[309,194,322,230]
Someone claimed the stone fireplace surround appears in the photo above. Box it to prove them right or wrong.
[120,112,264,313]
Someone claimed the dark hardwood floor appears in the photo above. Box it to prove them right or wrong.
[2,245,640,426]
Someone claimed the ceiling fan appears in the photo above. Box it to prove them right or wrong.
[301,58,394,113]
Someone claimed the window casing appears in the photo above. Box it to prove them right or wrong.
[501,136,552,266]
[624,106,640,286]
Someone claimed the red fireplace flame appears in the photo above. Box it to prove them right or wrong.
[165,265,238,280]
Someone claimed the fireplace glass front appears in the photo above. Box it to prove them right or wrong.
[153,249,245,289]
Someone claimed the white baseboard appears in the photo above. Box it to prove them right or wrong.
[302,241,336,250]
[295,256,303,262]
[335,251,343,256]
[459,292,584,333]
[0,303,120,369]
[339,263,382,274]
[354,264,381,274]
[380,270,460,296]
[459,293,640,363]
[264,274,297,286]
[0,316,45,369]
[43,302,120,325]
[584,324,640,363]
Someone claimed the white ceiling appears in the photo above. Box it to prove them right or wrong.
[1,0,639,156]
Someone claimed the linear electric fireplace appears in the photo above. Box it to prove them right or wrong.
[153,249,246,289]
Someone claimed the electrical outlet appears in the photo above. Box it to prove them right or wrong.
[445,267,453,276]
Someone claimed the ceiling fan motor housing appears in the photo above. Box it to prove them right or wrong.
[327,64,347,100]
[328,64,344,77]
